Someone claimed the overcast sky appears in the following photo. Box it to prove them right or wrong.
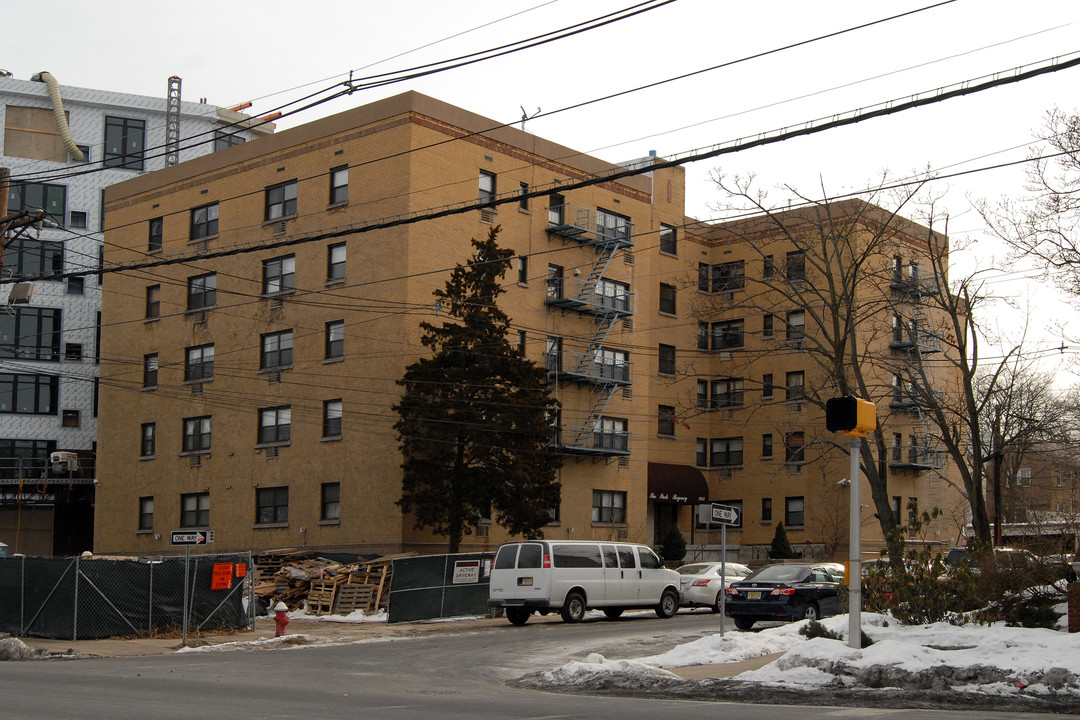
[6,0,1079,381]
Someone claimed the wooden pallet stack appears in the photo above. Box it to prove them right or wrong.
[250,550,414,616]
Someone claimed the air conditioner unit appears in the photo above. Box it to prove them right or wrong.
[50,451,80,474]
[8,282,34,304]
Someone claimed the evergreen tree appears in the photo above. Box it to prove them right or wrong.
[769,522,796,559]
[393,227,562,552]
[660,526,687,563]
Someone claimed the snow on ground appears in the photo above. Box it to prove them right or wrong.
[542,603,1080,698]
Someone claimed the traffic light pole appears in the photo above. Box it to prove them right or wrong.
[848,435,862,649]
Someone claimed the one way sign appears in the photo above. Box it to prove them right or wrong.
[710,503,740,526]
[170,530,214,546]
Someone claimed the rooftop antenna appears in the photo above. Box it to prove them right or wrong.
[520,106,540,131]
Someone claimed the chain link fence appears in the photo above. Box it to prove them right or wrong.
[388,552,495,623]
[0,552,254,640]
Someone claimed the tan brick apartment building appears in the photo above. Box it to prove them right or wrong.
[95,91,964,559]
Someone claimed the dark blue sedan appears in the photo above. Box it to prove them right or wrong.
[724,563,843,630]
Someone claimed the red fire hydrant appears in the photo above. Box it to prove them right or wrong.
[273,601,290,637]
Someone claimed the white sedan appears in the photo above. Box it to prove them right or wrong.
[676,561,753,612]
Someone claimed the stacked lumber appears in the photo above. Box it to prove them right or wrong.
[250,550,414,615]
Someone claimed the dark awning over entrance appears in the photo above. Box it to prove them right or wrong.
[647,463,709,505]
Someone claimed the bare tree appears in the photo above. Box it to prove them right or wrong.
[690,174,948,559]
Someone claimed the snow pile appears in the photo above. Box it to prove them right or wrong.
[544,611,1080,698]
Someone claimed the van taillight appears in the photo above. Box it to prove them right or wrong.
[543,554,551,568]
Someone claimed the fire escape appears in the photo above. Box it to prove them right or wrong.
[888,261,946,472]
[544,200,633,456]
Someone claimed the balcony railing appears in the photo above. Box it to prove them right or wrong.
[546,351,631,385]
[889,445,946,470]
[553,426,631,456]
[546,203,634,249]
[545,276,633,317]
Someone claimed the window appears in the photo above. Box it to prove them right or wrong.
[0,373,58,414]
[265,180,298,220]
[785,371,805,402]
[710,437,743,466]
[762,433,773,458]
[516,330,526,356]
[3,238,63,278]
[185,344,214,381]
[321,482,340,522]
[891,496,902,525]
[325,320,344,360]
[148,217,163,252]
[546,264,564,300]
[0,438,56,479]
[518,182,529,210]
[658,344,676,375]
[698,260,745,292]
[329,165,348,205]
[762,373,774,399]
[697,322,709,350]
[323,399,342,438]
[592,490,626,524]
[69,210,88,229]
[141,423,156,457]
[594,347,629,382]
[182,416,212,454]
[61,409,80,427]
[0,308,61,360]
[659,224,677,254]
[258,406,291,444]
[763,255,776,279]
[785,250,806,282]
[261,330,293,369]
[696,438,708,467]
[659,283,676,314]
[710,320,744,350]
[138,497,154,531]
[213,130,246,151]
[595,278,631,312]
[517,255,528,284]
[544,336,562,373]
[180,492,209,528]
[262,255,295,294]
[786,310,805,344]
[190,202,219,240]
[64,343,82,362]
[143,354,158,389]
[658,405,675,436]
[327,243,346,281]
[761,497,773,523]
[713,378,744,408]
[785,496,805,527]
[8,182,67,227]
[784,432,805,465]
[187,273,216,310]
[67,276,84,295]
[479,170,496,204]
[103,116,146,170]
[594,416,628,452]
[72,144,90,163]
[548,192,564,225]
[763,314,774,338]
[596,209,631,242]
[696,380,710,410]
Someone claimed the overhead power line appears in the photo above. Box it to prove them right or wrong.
[39,51,1080,284]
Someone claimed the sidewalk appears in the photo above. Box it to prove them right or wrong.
[9,615,779,678]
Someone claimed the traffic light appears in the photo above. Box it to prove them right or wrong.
[826,396,877,437]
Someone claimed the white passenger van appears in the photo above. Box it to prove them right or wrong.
[488,540,681,625]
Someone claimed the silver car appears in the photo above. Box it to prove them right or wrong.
[677,561,752,612]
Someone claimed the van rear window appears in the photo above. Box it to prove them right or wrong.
[518,543,542,568]
[553,544,602,568]
[493,545,518,570]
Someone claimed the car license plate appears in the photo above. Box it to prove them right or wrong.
[747,591,762,600]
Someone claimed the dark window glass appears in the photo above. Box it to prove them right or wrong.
[256,487,289,525]
[213,130,245,151]
[141,423,156,457]
[185,344,214,381]
[659,224,676,254]
[327,243,346,281]
[0,373,58,415]
[325,321,344,360]
[138,496,154,530]
[182,416,212,453]
[658,405,675,436]
[103,116,146,170]
[658,344,676,375]
[0,308,61,361]
[265,180,298,220]
[180,492,209,527]
[8,182,67,227]
[323,399,342,438]
[321,482,340,521]
[143,354,158,388]
[479,171,496,204]
[146,285,160,319]
[187,273,217,311]
[190,202,219,240]
[659,283,676,314]
[3,238,63,278]
[330,166,348,204]
[258,406,291,444]
[262,255,295,294]
[260,330,293,369]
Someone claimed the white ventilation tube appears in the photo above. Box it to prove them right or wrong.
[30,71,84,162]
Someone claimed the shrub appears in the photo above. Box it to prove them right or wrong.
[769,522,796,559]
[660,526,687,563]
